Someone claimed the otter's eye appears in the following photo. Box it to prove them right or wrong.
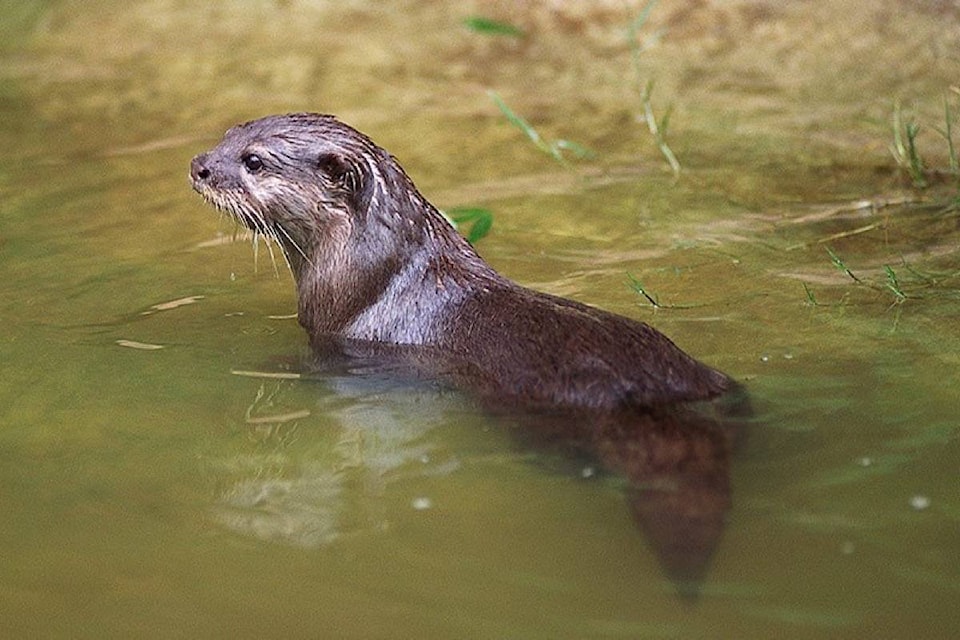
[241,153,264,173]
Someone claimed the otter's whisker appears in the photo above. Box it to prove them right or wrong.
[251,231,261,272]
[269,228,295,277]
[273,223,315,269]
[262,230,282,278]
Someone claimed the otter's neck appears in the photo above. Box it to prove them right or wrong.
[294,198,502,346]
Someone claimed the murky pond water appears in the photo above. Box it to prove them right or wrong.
[2,1,959,637]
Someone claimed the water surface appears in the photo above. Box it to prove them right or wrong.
[2,1,959,637]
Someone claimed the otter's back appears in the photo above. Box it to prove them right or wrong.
[442,286,731,411]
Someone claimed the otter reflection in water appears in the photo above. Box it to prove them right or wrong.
[191,113,748,591]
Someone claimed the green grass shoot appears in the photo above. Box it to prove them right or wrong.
[463,16,523,37]
[944,93,957,177]
[826,247,863,284]
[933,92,959,186]
[883,265,907,303]
[891,101,927,187]
[488,91,593,165]
[824,247,914,304]
[640,80,681,176]
[627,272,660,307]
[627,0,680,176]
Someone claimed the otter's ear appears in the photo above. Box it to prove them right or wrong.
[316,153,373,211]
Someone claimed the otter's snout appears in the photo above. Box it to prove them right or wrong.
[190,154,212,186]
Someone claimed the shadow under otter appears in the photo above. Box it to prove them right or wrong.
[190,113,751,595]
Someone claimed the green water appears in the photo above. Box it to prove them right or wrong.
[2,1,959,637]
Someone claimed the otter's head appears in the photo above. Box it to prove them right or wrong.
[189,113,415,276]
[190,113,478,335]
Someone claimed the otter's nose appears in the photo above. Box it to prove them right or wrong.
[190,155,211,182]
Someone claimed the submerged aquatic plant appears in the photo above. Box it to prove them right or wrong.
[891,92,960,192]
[627,0,680,176]
[891,101,927,188]
[488,90,593,165]
[810,247,960,306]
[826,247,907,305]
[627,272,700,309]
[801,282,819,307]
[627,272,661,308]
[933,88,960,206]
[826,247,864,286]
[639,80,680,176]
[935,91,959,177]
[882,265,907,304]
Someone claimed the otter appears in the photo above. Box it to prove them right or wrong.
[190,113,745,591]
[190,113,732,412]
